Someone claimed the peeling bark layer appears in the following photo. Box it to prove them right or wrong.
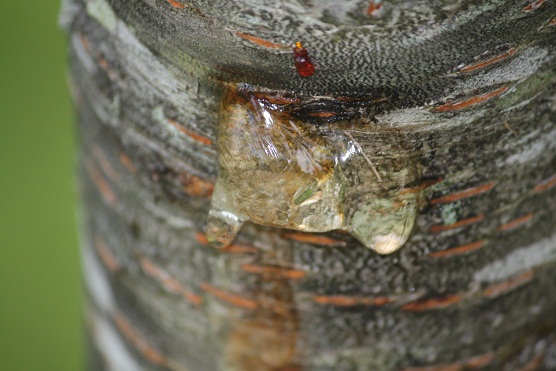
[62,0,556,369]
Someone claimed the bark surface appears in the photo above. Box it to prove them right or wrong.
[62,0,556,370]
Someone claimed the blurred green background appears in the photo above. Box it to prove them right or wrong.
[0,1,83,370]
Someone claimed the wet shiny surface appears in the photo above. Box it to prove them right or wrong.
[207,89,421,254]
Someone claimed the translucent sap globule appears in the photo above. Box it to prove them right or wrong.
[206,92,421,254]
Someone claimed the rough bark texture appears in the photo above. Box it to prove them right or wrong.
[62,0,556,370]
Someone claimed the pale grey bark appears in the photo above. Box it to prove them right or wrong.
[62,0,556,370]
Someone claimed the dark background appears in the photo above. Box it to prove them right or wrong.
[0,1,82,369]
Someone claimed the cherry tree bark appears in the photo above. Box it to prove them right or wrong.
[61,0,556,369]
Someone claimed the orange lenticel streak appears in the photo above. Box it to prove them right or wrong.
[306,111,342,118]
[92,145,119,181]
[429,214,485,234]
[219,244,258,254]
[167,0,186,9]
[313,295,390,307]
[400,178,444,195]
[433,86,509,112]
[430,182,495,204]
[459,48,516,73]
[139,257,203,305]
[522,0,547,12]
[93,235,120,272]
[497,213,534,232]
[465,352,496,368]
[79,33,91,52]
[517,354,545,371]
[97,56,119,81]
[234,32,287,49]
[241,264,307,279]
[483,271,534,298]
[84,158,117,206]
[428,240,485,258]
[167,118,213,146]
[281,232,346,247]
[113,312,170,367]
[533,174,556,193]
[200,282,259,309]
[119,152,137,173]
[401,294,462,312]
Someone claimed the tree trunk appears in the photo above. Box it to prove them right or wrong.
[61,0,556,369]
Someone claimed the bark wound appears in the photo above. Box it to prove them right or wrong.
[220,229,303,371]
[224,283,301,371]
[206,88,423,254]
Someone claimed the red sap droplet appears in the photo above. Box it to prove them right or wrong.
[293,42,315,77]
[296,60,315,77]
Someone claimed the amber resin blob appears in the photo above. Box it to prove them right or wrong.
[206,89,422,254]
[293,42,315,77]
